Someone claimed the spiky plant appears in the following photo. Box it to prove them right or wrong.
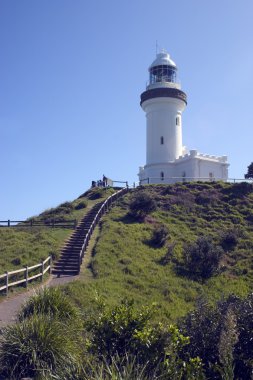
[18,287,80,322]
[0,314,82,379]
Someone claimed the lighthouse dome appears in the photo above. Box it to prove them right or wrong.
[149,51,177,70]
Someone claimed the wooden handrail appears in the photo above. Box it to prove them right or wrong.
[0,255,52,295]
[0,220,77,228]
[79,188,128,270]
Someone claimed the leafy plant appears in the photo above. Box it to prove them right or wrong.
[179,237,224,281]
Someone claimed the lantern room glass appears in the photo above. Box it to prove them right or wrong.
[149,65,177,84]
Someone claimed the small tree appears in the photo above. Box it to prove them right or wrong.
[181,237,223,281]
[244,162,253,179]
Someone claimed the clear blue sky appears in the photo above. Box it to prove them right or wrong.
[1,0,253,219]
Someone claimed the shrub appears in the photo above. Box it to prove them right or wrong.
[179,237,223,281]
[180,299,226,379]
[159,242,176,265]
[181,294,253,379]
[224,182,253,198]
[150,224,169,247]
[86,299,162,362]
[196,188,220,205]
[74,200,87,210]
[39,201,74,222]
[220,229,239,251]
[129,191,157,220]
[0,314,82,379]
[18,287,80,322]
[11,257,21,266]
[85,298,205,378]
[88,188,104,200]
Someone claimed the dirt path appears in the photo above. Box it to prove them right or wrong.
[0,274,78,328]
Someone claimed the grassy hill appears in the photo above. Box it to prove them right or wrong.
[64,182,253,322]
[0,187,115,274]
[1,182,253,378]
[1,181,253,317]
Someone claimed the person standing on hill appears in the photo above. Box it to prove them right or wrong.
[103,174,108,187]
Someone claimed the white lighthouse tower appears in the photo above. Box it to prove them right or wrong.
[138,50,229,184]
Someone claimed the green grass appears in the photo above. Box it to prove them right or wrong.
[63,182,253,322]
[0,187,115,275]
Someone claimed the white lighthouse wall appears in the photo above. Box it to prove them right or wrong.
[143,97,185,165]
[138,155,228,184]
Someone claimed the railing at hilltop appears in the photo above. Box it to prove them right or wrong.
[0,220,77,228]
[78,187,129,272]
[0,256,52,296]
[139,177,253,185]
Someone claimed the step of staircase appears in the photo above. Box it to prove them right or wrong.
[52,201,104,276]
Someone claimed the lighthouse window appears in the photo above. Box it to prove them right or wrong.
[160,136,164,145]
[149,65,177,84]
[176,116,180,126]
[161,171,164,181]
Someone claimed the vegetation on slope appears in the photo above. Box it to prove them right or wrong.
[65,182,253,321]
[1,182,253,378]
[0,187,114,275]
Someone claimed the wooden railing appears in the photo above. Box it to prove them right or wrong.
[0,256,52,295]
[78,187,129,272]
[0,220,77,228]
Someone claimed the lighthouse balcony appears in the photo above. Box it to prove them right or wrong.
[146,81,181,91]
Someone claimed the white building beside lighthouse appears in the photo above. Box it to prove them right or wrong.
[138,51,229,184]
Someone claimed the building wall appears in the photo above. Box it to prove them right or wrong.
[142,97,185,164]
[138,156,228,184]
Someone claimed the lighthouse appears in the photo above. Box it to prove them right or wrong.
[138,50,229,184]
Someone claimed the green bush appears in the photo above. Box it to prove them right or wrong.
[179,237,223,281]
[18,287,80,322]
[150,224,169,247]
[11,257,21,266]
[85,298,205,379]
[88,188,104,200]
[74,200,87,210]
[86,299,162,362]
[0,314,82,379]
[129,191,157,220]
[159,243,176,265]
[181,294,253,379]
[220,229,239,251]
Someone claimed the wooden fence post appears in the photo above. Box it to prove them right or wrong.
[5,272,8,296]
[49,255,52,275]
[41,260,44,282]
[79,255,82,273]
[25,266,28,288]
[7,220,10,227]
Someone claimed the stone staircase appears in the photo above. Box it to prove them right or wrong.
[52,201,103,276]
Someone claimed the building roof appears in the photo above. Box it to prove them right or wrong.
[149,51,177,70]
